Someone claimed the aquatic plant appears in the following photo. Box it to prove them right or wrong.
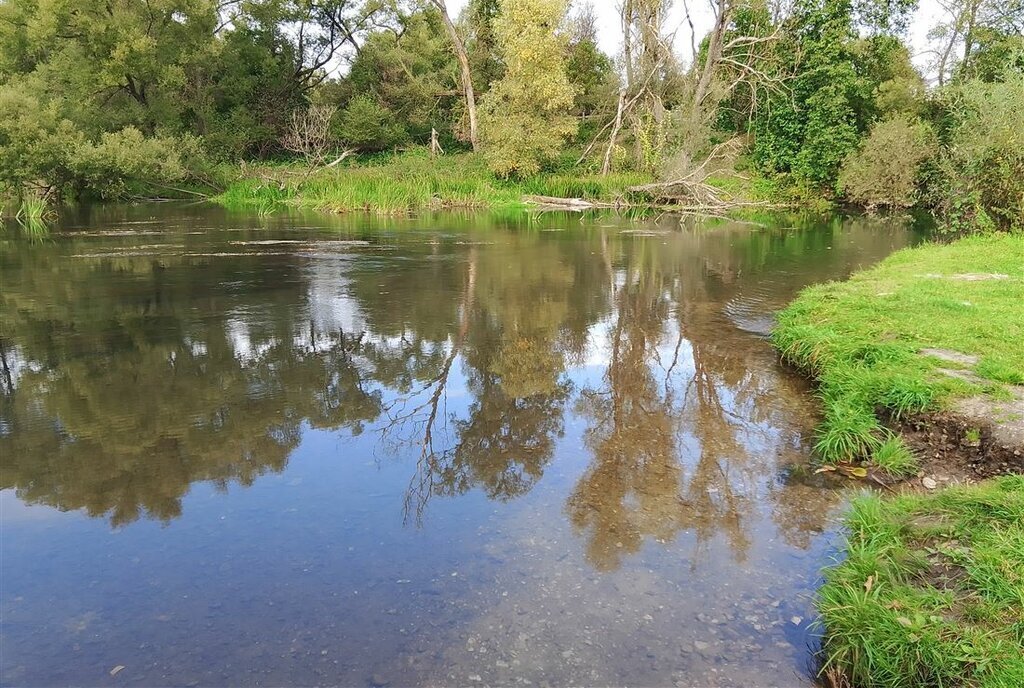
[15,197,50,236]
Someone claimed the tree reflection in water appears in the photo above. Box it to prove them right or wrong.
[1,210,914,568]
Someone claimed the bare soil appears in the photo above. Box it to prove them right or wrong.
[894,408,1024,485]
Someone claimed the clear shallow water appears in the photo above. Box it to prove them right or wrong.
[0,205,921,687]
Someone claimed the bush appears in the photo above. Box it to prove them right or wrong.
[931,70,1024,232]
[0,84,207,201]
[337,95,408,151]
[0,84,83,196]
[71,127,198,199]
[839,116,936,209]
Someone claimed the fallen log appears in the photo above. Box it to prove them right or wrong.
[522,195,621,210]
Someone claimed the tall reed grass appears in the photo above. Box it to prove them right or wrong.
[14,197,51,236]
[216,152,650,215]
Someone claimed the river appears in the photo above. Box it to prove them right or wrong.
[0,204,922,686]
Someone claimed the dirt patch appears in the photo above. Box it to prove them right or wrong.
[919,348,980,367]
[918,273,1011,281]
[894,409,1024,483]
[903,348,1024,483]
[949,273,1010,281]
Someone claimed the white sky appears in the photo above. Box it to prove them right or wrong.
[447,0,945,79]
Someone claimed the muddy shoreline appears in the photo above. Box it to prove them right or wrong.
[896,411,1024,483]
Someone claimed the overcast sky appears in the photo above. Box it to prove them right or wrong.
[445,0,945,79]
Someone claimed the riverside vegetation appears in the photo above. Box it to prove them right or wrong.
[0,0,1021,225]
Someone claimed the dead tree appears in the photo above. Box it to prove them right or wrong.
[281,105,338,168]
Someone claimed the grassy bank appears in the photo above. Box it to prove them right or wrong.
[773,233,1024,477]
[819,476,1024,688]
[216,151,650,215]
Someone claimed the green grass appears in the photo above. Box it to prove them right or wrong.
[819,476,1024,688]
[216,150,650,215]
[13,197,51,236]
[773,233,1024,476]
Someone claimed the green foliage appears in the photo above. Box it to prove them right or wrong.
[819,476,1024,688]
[0,84,83,194]
[0,85,198,199]
[337,8,457,147]
[338,95,408,150]
[773,234,1024,469]
[462,0,505,93]
[930,70,1024,233]
[753,2,923,192]
[217,152,648,214]
[0,0,295,194]
[188,17,307,159]
[565,8,616,119]
[479,0,578,176]
[839,116,937,208]
[70,127,197,199]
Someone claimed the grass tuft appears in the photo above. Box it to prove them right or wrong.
[872,434,918,478]
[14,197,51,236]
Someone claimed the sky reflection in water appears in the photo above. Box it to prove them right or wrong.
[0,205,921,686]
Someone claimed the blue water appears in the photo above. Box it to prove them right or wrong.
[0,205,922,686]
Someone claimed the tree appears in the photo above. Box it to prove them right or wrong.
[338,7,460,147]
[281,105,339,166]
[0,0,221,133]
[930,70,1024,232]
[478,0,577,176]
[752,0,917,191]
[926,0,1024,85]
[428,0,480,149]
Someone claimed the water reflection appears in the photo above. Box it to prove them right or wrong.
[1,207,922,685]
[2,209,914,539]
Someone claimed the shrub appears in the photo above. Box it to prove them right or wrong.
[337,95,408,151]
[0,84,83,196]
[931,70,1024,232]
[70,128,198,199]
[838,116,936,209]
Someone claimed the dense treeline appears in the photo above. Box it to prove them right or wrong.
[0,0,1021,228]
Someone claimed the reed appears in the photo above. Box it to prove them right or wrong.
[15,197,51,236]
[216,152,650,215]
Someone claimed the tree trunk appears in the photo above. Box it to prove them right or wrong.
[431,0,479,151]
[603,88,627,175]
[692,0,730,116]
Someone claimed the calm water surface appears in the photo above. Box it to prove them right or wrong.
[1,205,921,687]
